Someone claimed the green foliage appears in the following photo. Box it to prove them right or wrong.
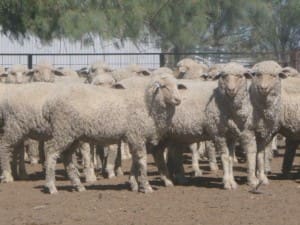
[0,0,299,61]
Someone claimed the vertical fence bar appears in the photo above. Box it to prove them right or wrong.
[28,54,33,69]
[159,53,165,67]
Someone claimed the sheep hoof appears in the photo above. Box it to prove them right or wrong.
[224,180,238,190]
[164,179,174,187]
[1,173,14,183]
[115,168,124,177]
[85,175,97,183]
[47,185,58,194]
[248,177,259,188]
[139,184,153,193]
[129,177,138,192]
[107,172,116,179]
[193,170,203,177]
[259,176,269,185]
[84,169,97,183]
[209,162,219,172]
[77,186,86,192]
[30,158,39,165]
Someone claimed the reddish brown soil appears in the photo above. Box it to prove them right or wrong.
[0,148,299,225]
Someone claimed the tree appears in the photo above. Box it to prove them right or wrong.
[248,0,300,63]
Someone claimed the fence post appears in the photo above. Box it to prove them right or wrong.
[28,54,33,69]
[159,53,165,67]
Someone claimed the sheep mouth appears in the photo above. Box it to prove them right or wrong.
[225,89,237,97]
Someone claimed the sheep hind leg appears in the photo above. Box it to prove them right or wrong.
[44,142,59,194]
[79,142,97,183]
[150,142,174,187]
[114,142,123,176]
[18,142,29,180]
[130,143,152,193]
[282,139,298,176]
[207,141,219,172]
[105,145,118,179]
[62,145,86,192]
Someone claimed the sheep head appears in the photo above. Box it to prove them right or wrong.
[150,74,183,106]
[252,61,287,96]
[27,62,56,83]
[215,62,251,98]
[6,64,29,84]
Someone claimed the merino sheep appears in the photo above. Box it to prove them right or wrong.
[43,74,182,194]
[281,66,300,77]
[0,66,8,83]
[176,58,209,80]
[111,64,151,82]
[204,62,259,189]
[6,64,30,84]
[250,60,287,180]
[86,61,112,83]
[277,76,300,175]
[27,61,56,83]
[0,83,64,183]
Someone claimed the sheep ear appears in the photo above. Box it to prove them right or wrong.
[0,72,8,78]
[141,70,151,76]
[278,71,288,79]
[201,73,209,80]
[177,83,187,90]
[244,70,253,79]
[213,72,224,80]
[26,70,35,76]
[53,69,65,76]
[112,83,125,89]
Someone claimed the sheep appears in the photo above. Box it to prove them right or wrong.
[6,64,30,84]
[111,64,151,82]
[250,60,287,183]
[27,61,56,83]
[0,83,63,183]
[86,61,112,83]
[207,63,226,80]
[281,66,300,77]
[0,66,8,83]
[19,75,180,193]
[176,58,209,80]
[91,73,116,87]
[277,76,300,175]
[203,62,261,189]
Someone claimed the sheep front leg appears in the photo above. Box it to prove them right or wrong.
[216,137,237,190]
[240,133,258,188]
[0,141,14,183]
[190,142,202,177]
[256,140,269,185]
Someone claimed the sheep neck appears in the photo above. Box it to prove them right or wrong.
[216,82,251,132]
[147,90,176,137]
[250,81,281,140]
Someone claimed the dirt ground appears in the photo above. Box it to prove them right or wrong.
[0,148,299,225]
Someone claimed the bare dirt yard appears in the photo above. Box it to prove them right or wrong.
[0,148,299,225]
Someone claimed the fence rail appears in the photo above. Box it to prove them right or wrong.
[0,52,283,69]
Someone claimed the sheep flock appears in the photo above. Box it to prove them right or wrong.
[0,59,299,195]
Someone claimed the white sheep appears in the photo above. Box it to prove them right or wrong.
[42,74,181,194]
[176,58,209,80]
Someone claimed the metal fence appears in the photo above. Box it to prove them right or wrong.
[0,52,283,70]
